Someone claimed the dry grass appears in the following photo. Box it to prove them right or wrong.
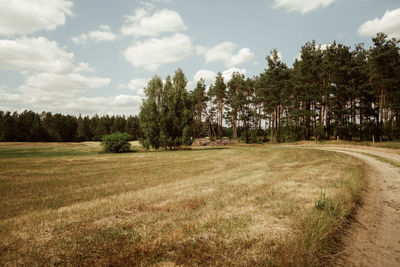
[0,143,364,266]
[293,140,400,150]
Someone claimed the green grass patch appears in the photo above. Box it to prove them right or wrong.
[0,146,101,158]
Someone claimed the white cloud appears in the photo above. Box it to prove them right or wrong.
[20,72,111,97]
[65,95,142,115]
[123,33,192,71]
[152,0,175,4]
[1,72,114,115]
[294,44,328,62]
[121,9,186,37]
[0,86,22,103]
[277,51,283,61]
[0,0,73,35]
[71,25,117,45]
[62,97,109,114]
[295,52,302,62]
[112,94,142,107]
[195,45,207,55]
[205,42,254,68]
[221,68,247,82]
[73,62,95,73]
[193,70,217,86]
[139,2,155,11]
[0,71,121,116]
[319,44,329,50]
[0,33,137,115]
[0,93,142,116]
[274,0,334,14]
[0,36,117,112]
[189,68,247,90]
[118,78,148,96]
[0,37,74,74]
[358,8,400,38]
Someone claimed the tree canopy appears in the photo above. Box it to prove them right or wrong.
[2,32,399,145]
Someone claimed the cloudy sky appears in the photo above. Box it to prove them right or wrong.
[1,0,399,116]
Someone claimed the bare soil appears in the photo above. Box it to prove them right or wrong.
[316,146,400,266]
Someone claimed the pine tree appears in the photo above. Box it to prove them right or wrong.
[369,32,400,140]
[293,41,323,140]
[226,72,245,140]
[209,72,226,138]
[191,78,208,138]
[352,44,373,141]
[258,49,291,142]
[125,115,140,140]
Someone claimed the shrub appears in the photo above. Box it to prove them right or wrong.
[101,132,132,153]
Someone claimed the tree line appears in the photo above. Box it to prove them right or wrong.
[1,33,399,146]
[0,110,140,142]
[139,32,400,148]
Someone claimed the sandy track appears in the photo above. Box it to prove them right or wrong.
[315,146,400,266]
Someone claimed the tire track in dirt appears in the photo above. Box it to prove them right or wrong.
[317,146,400,267]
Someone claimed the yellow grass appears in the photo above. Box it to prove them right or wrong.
[293,140,400,150]
[0,143,364,265]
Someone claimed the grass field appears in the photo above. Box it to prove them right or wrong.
[294,140,400,149]
[0,142,364,266]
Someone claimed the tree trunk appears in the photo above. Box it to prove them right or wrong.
[320,103,323,139]
[233,116,237,140]
[325,91,330,139]
[276,105,281,143]
[244,121,249,144]
[379,88,384,124]
[383,90,388,123]
[218,98,222,138]
[264,115,268,142]
[359,104,363,142]
[271,111,275,142]
[208,116,216,139]
[305,101,311,140]
[313,115,317,141]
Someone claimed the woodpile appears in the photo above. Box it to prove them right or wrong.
[192,138,234,146]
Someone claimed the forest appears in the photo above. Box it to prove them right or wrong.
[1,32,399,145]
[0,111,140,142]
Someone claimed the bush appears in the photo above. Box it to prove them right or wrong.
[101,132,132,153]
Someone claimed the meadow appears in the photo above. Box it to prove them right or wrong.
[293,140,400,149]
[0,142,364,266]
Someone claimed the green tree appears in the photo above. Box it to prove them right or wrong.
[0,111,17,141]
[369,32,400,140]
[191,78,208,138]
[125,115,140,140]
[258,49,291,142]
[325,43,354,140]
[293,41,323,140]
[352,44,374,141]
[101,132,132,153]
[226,72,245,140]
[209,72,226,138]
[139,69,194,149]
[111,115,126,133]
[77,115,92,141]
[139,76,163,149]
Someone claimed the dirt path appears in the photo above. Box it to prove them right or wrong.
[315,146,400,266]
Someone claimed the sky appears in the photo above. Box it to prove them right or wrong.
[1,0,400,116]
